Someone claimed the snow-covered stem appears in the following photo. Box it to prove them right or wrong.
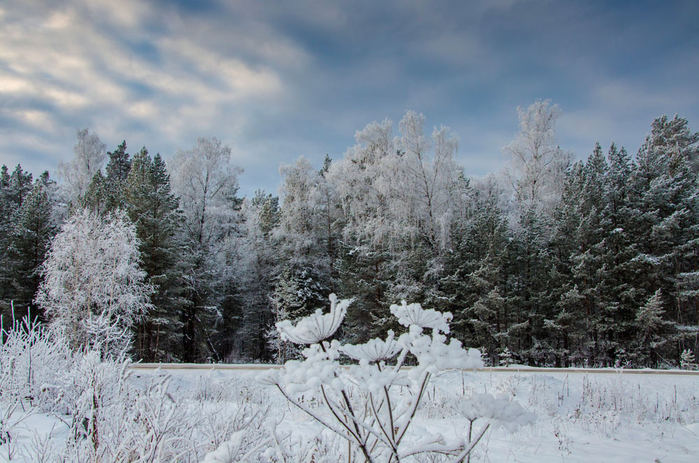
[274,384,351,441]
[450,422,490,463]
[260,295,531,461]
[395,371,431,446]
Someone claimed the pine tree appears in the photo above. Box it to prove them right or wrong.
[8,164,34,209]
[125,149,183,361]
[104,140,131,212]
[511,209,555,365]
[626,116,699,363]
[235,192,280,361]
[636,290,674,367]
[8,181,57,319]
[0,165,14,312]
[0,165,35,317]
[79,170,109,214]
[445,199,513,363]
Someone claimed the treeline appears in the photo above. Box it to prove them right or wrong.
[1,101,698,367]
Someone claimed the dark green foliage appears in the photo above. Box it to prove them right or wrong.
[8,182,57,318]
[81,141,131,214]
[0,165,55,321]
[125,149,183,361]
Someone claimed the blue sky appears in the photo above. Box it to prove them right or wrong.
[1,0,697,197]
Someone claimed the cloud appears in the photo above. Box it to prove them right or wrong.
[0,1,307,200]
[0,0,697,198]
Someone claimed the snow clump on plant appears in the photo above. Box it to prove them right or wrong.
[259,294,533,462]
[276,294,351,344]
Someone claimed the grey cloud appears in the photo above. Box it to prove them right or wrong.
[0,0,697,199]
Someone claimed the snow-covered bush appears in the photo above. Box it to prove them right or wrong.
[0,308,74,409]
[259,295,535,462]
[0,309,272,461]
[681,349,697,370]
[53,360,272,462]
[35,209,153,358]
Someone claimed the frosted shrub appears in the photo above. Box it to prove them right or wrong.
[259,295,534,462]
[0,309,74,409]
[680,349,697,370]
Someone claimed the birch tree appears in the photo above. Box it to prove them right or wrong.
[35,209,153,357]
[503,100,570,215]
[170,137,242,361]
[58,129,107,207]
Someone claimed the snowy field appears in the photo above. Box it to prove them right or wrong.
[2,365,698,462]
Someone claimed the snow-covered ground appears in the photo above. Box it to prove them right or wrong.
[2,366,697,462]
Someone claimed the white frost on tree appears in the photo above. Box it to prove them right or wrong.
[170,137,242,252]
[503,100,571,215]
[169,136,242,361]
[35,209,153,357]
[397,110,461,249]
[57,128,107,207]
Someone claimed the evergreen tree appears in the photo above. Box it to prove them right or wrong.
[445,199,513,363]
[104,140,131,212]
[79,170,109,214]
[636,290,674,367]
[235,192,280,361]
[626,115,699,362]
[8,181,57,318]
[0,165,14,312]
[125,149,183,361]
[0,165,35,317]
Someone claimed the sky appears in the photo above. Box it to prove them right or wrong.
[1,0,697,197]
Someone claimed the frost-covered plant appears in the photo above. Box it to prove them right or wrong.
[499,347,513,367]
[35,208,154,358]
[0,308,74,408]
[259,295,533,462]
[680,349,697,370]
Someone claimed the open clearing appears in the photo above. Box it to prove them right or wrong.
[2,365,698,462]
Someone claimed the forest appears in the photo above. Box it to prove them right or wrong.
[1,100,698,369]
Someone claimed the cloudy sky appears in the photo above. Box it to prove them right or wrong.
[1,0,697,196]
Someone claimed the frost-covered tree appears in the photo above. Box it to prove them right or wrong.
[270,156,335,358]
[234,192,280,361]
[503,100,571,216]
[328,112,466,342]
[35,209,153,357]
[327,119,397,341]
[628,115,699,360]
[397,110,461,250]
[58,129,107,208]
[170,137,243,361]
[636,290,675,367]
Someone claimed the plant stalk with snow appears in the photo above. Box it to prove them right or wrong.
[260,296,532,462]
